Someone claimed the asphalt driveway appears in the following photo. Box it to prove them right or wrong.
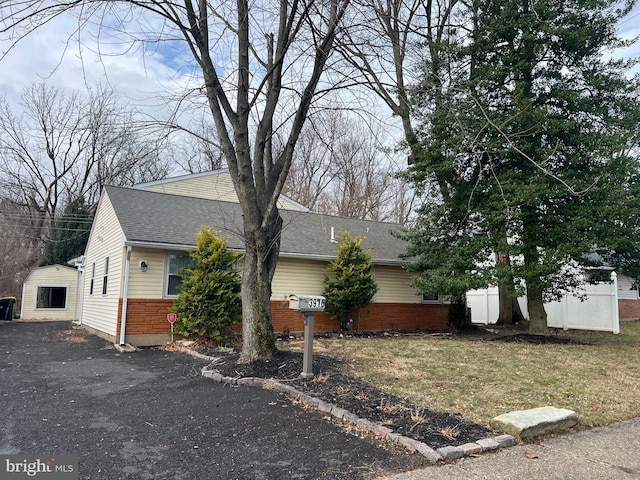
[0,321,424,479]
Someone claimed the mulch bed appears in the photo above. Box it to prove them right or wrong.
[181,328,580,449]
[197,346,492,449]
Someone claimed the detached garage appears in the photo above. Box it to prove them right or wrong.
[20,265,82,321]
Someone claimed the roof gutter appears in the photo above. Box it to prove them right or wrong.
[124,241,196,251]
[123,240,403,266]
[119,246,132,346]
[278,251,405,267]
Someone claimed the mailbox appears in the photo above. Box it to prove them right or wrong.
[288,294,326,312]
[288,294,326,379]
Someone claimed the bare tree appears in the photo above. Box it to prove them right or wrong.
[73,84,170,204]
[0,200,39,302]
[170,122,227,174]
[0,82,169,275]
[320,123,393,220]
[0,83,168,208]
[282,112,344,212]
[1,0,351,362]
[335,0,461,150]
[380,173,419,225]
[284,110,417,223]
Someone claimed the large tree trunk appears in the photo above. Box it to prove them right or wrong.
[523,250,548,334]
[238,217,281,363]
[239,248,277,363]
[526,284,548,334]
[497,282,526,325]
[495,231,527,325]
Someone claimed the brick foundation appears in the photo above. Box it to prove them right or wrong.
[115,298,451,342]
[618,299,640,320]
[105,297,640,345]
[116,298,175,336]
[271,301,450,334]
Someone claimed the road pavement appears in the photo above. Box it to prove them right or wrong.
[4,320,640,480]
[0,321,425,479]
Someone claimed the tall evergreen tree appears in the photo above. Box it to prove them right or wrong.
[40,198,93,266]
[405,0,640,333]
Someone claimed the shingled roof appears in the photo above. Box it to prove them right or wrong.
[104,186,407,265]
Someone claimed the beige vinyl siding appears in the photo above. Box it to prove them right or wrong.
[271,258,327,302]
[128,248,169,299]
[271,259,420,304]
[80,193,125,336]
[128,251,332,302]
[140,171,304,211]
[20,265,79,320]
[374,265,422,303]
[142,173,237,201]
[617,273,639,300]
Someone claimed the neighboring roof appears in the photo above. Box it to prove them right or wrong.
[23,264,79,283]
[132,169,310,213]
[132,169,231,189]
[104,186,407,265]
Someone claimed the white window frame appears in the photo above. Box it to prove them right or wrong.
[163,251,194,298]
[102,256,109,295]
[89,262,96,295]
[35,285,68,310]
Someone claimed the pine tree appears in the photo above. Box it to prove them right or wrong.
[405,0,640,333]
[172,228,242,340]
[323,231,378,330]
[40,198,93,266]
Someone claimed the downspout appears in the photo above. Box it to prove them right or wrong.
[20,282,25,320]
[119,246,132,345]
[74,256,85,325]
[74,267,82,324]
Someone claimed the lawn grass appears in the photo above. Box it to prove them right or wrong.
[283,321,640,428]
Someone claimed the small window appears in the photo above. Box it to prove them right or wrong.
[36,286,67,309]
[422,293,442,304]
[102,257,109,295]
[90,263,95,295]
[166,253,194,297]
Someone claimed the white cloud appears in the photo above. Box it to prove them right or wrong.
[1,3,636,142]
[0,12,194,117]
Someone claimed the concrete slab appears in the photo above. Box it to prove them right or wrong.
[113,343,137,353]
[491,406,578,440]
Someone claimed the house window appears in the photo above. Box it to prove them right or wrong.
[36,286,67,309]
[422,293,442,304]
[102,257,109,295]
[90,263,95,295]
[166,253,194,297]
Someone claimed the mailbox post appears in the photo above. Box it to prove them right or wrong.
[289,294,326,379]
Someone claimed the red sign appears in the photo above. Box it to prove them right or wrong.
[167,313,177,324]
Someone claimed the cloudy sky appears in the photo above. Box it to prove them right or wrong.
[0,12,192,115]
[0,4,639,124]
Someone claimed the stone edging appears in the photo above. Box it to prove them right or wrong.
[178,347,517,463]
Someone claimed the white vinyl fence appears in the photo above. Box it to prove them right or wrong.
[467,272,620,333]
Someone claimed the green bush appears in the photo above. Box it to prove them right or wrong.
[447,297,473,331]
[323,230,377,329]
[171,228,242,340]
